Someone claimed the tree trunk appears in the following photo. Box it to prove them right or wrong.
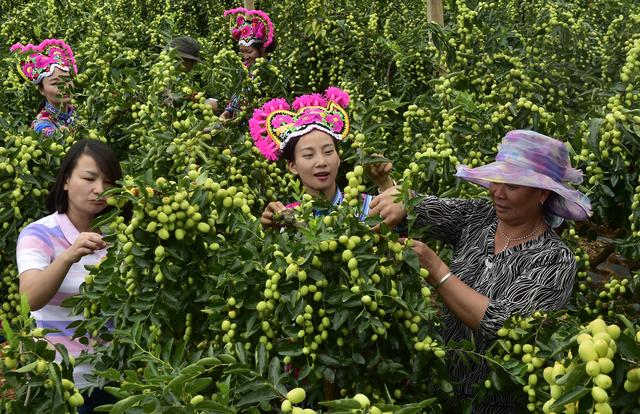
[427,0,444,26]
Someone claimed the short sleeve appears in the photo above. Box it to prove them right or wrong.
[477,249,576,338]
[16,225,55,275]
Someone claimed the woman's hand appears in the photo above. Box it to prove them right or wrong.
[20,232,107,311]
[400,238,489,330]
[260,201,286,228]
[368,185,407,228]
[366,156,393,191]
[62,232,106,264]
[401,238,448,281]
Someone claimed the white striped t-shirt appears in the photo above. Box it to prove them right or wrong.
[16,212,106,389]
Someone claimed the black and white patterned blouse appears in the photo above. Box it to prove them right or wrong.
[413,196,576,413]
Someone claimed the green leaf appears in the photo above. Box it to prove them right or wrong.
[163,373,191,395]
[317,353,340,367]
[319,398,362,409]
[110,394,147,414]
[224,363,252,375]
[20,293,31,319]
[196,356,223,367]
[1,319,15,345]
[555,362,587,388]
[185,377,212,394]
[268,357,281,386]
[332,310,349,330]
[352,353,365,365]
[394,398,439,413]
[103,386,130,400]
[256,342,267,376]
[549,386,590,411]
[16,361,38,373]
[236,384,277,407]
[616,332,640,360]
[235,342,247,364]
[193,400,237,412]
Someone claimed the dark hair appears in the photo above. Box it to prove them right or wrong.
[37,83,46,112]
[251,35,278,55]
[281,132,339,162]
[281,135,302,162]
[264,35,278,54]
[46,139,123,214]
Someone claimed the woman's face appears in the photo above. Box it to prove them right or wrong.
[39,66,74,107]
[489,182,549,224]
[240,44,263,67]
[287,130,340,198]
[65,154,113,220]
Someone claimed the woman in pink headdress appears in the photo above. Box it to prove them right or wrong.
[369,130,592,412]
[10,39,79,137]
[220,7,278,120]
[248,87,394,227]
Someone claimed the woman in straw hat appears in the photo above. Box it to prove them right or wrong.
[369,129,591,412]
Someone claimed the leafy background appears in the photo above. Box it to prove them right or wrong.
[1,0,639,413]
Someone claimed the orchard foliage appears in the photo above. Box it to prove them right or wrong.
[1,0,640,413]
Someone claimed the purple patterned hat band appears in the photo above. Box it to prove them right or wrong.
[496,130,583,184]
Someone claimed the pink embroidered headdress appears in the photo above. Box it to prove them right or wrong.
[249,87,351,161]
[224,7,275,49]
[10,39,77,84]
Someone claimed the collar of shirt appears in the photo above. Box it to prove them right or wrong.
[55,212,79,245]
[44,101,75,125]
[331,186,344,206]
[54,212,107,255]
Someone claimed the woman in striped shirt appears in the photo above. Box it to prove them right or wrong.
[370,130,592,412]
[16,139,123,411]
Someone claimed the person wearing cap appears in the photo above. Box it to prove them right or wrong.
[220,7,277,120]
[10,39,79,137]
[369,129,591,412]
[169,36,203,73]
[167,36,219,112]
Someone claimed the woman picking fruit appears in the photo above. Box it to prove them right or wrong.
[10,39,78,136]
[250,87,394,227]
[16,140,124,412]
[220,7,277,120]
[369,130,592,412]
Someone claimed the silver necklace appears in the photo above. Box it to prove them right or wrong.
[497,221,545,252]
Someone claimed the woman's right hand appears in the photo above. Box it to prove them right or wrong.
[368,185,408,228]
[261,201,286,228]
[63,232,107,264]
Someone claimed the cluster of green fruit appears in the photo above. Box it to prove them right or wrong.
[1,298,80,413]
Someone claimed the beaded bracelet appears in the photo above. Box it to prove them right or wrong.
[434,272,453,289]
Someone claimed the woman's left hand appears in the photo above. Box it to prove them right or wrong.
[401,238,449,282]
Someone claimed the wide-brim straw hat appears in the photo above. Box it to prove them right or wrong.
[455,129,592,221]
